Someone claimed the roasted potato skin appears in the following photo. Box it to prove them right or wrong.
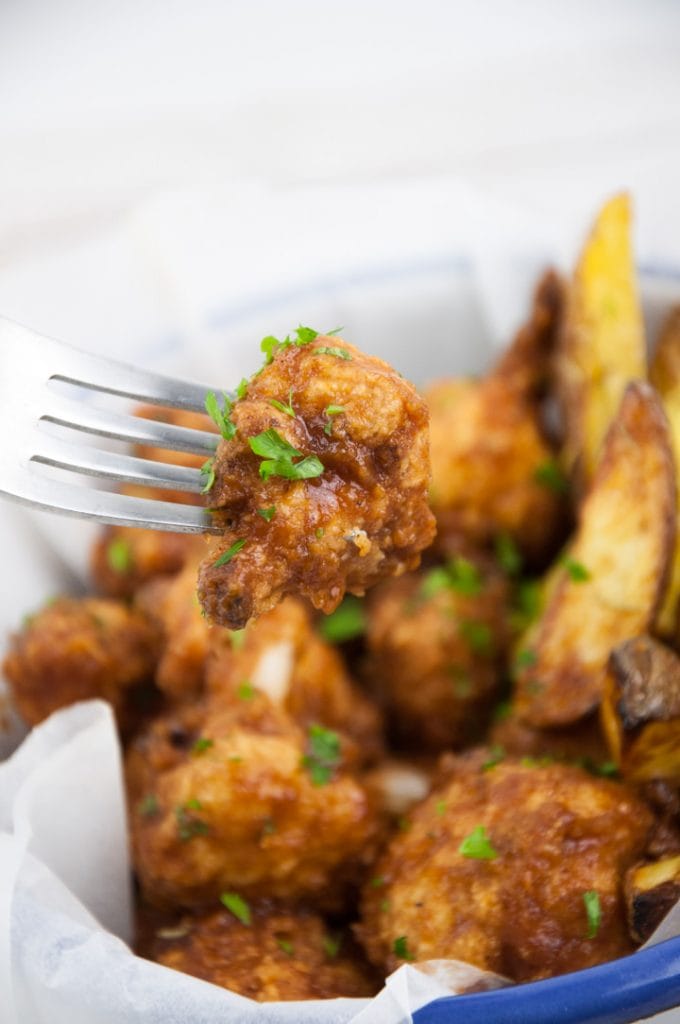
[363,550,509,751]
[625,855,680,944]
[358,755,652,981]
[428,271,566,567]
[2,597,159,726]
[602,636,680,783]
[556,193,646,492]
[514,382,676,727]
[126,697,383,910]
[139,901,378,1000]
[198,334,435,628]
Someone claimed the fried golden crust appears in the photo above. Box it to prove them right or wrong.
[363,553,509,751]
[126,699,382,909]
[206,596,383,762]
[2,597,158,725]
[140,903,379,1000]
[358,757,652,981]
[198,335,435,628]
[427,272,565,566]
[514,382,675,727]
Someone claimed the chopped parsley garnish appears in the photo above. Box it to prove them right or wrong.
[175,801,210,842]
[315,526,325,538]
[460,620,494,657]
[205,391,237,441]
[137,793,159,817]
[323,404,345,436]
[370,876,386,888]
[450,666,473,697]
[192,737,214,756]
[583,890,601,938]
[594,760,618,777]
[237,681,255,700]
[482,744,505,771]
[494,532,522,576]
[249,428,324,481]
[258,505,277,521]
[200,457,216,493]
[236,377,249,400]
[514,648,538,672]
[459,825,498,860]
[295,325,320,345]
[259,325,320,365]
[106,537,132,575]
[302,724,341,786]
[220,892,251,926]
[327,326,344,336]
[562,556,591,582]
[520,755,554,768]
[318,595,366,643]
[314,346,352,360]
[269,387,296,418]
[526,680,545,695]
[435,800,447,816]
[277,938,294,956]
[421,556,484,599]
[229,628,247,650]
[323,933,342,959]
[261,817,276,835]
[393,936,414,961]
[213,537,247,568]
[510,578,542,632]
[534,458,569,494]
[493,700,512,723]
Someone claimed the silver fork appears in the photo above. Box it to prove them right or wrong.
[0,317,223,533]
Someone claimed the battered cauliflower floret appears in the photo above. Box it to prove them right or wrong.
[363,548,509,750]
[427,272,566,567]
[2,597,158,726]
[139,902,378,1000]
[198,333,435,628]
[358,755,652,981]
[126,698,382,909]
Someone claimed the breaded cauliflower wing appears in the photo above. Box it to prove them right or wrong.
[198,334,435,628]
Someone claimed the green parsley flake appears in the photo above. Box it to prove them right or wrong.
[315,527,325,539]
[261,817,276,835]
[220,892,251,926]
[494,532,523,576]
[259,326,320,366]
[192,737,214,756]
[249,428,324,481]
[534,458,569,494]
[562,556,591,582]
[205,391,237,441]
[200,457,216,494]
[393,936,414,961]
[213,538,247,568]
[277,938,295,956]
[269,387,296,418]
[421,557,484,599]
[229,628,247,650]
[137,793,159,817]
[323,933,342,959]
[237,681,255,700]
[493,700,512,723]
[510,579,542,632]
[370,876,386,888]
[314,346,352,360]
[236,377,249,400]
[460,620,494,657]
[258,506,277,522]
[302,724,341,786]
[595,760,618,777]
[175,802,210,842]
[482,744,505,771]
[106,537,132,575]
[515,648,538,672]
[435,800,447,816]
[327,326,344,336]
[323,404,345,436]
[459,825,498,860]
[318,596,366,643]
[583,890,601,938]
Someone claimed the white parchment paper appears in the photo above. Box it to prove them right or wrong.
[1,181,680,1022]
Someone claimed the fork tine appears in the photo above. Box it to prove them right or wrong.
[31,435,205,493]
[1,317,217,411]
[41,394,220,455]
[0,469,222,534]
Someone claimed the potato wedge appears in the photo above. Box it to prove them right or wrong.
[601,635,680,783]
[428,270,567,566]
[625,855,680,944]
[514,381,675,727]
[556,194,646,492]
[650,306,680,636]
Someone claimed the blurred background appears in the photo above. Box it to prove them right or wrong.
[1,0,680,372]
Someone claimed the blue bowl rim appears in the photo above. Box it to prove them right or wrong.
[413,935,680,1024]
